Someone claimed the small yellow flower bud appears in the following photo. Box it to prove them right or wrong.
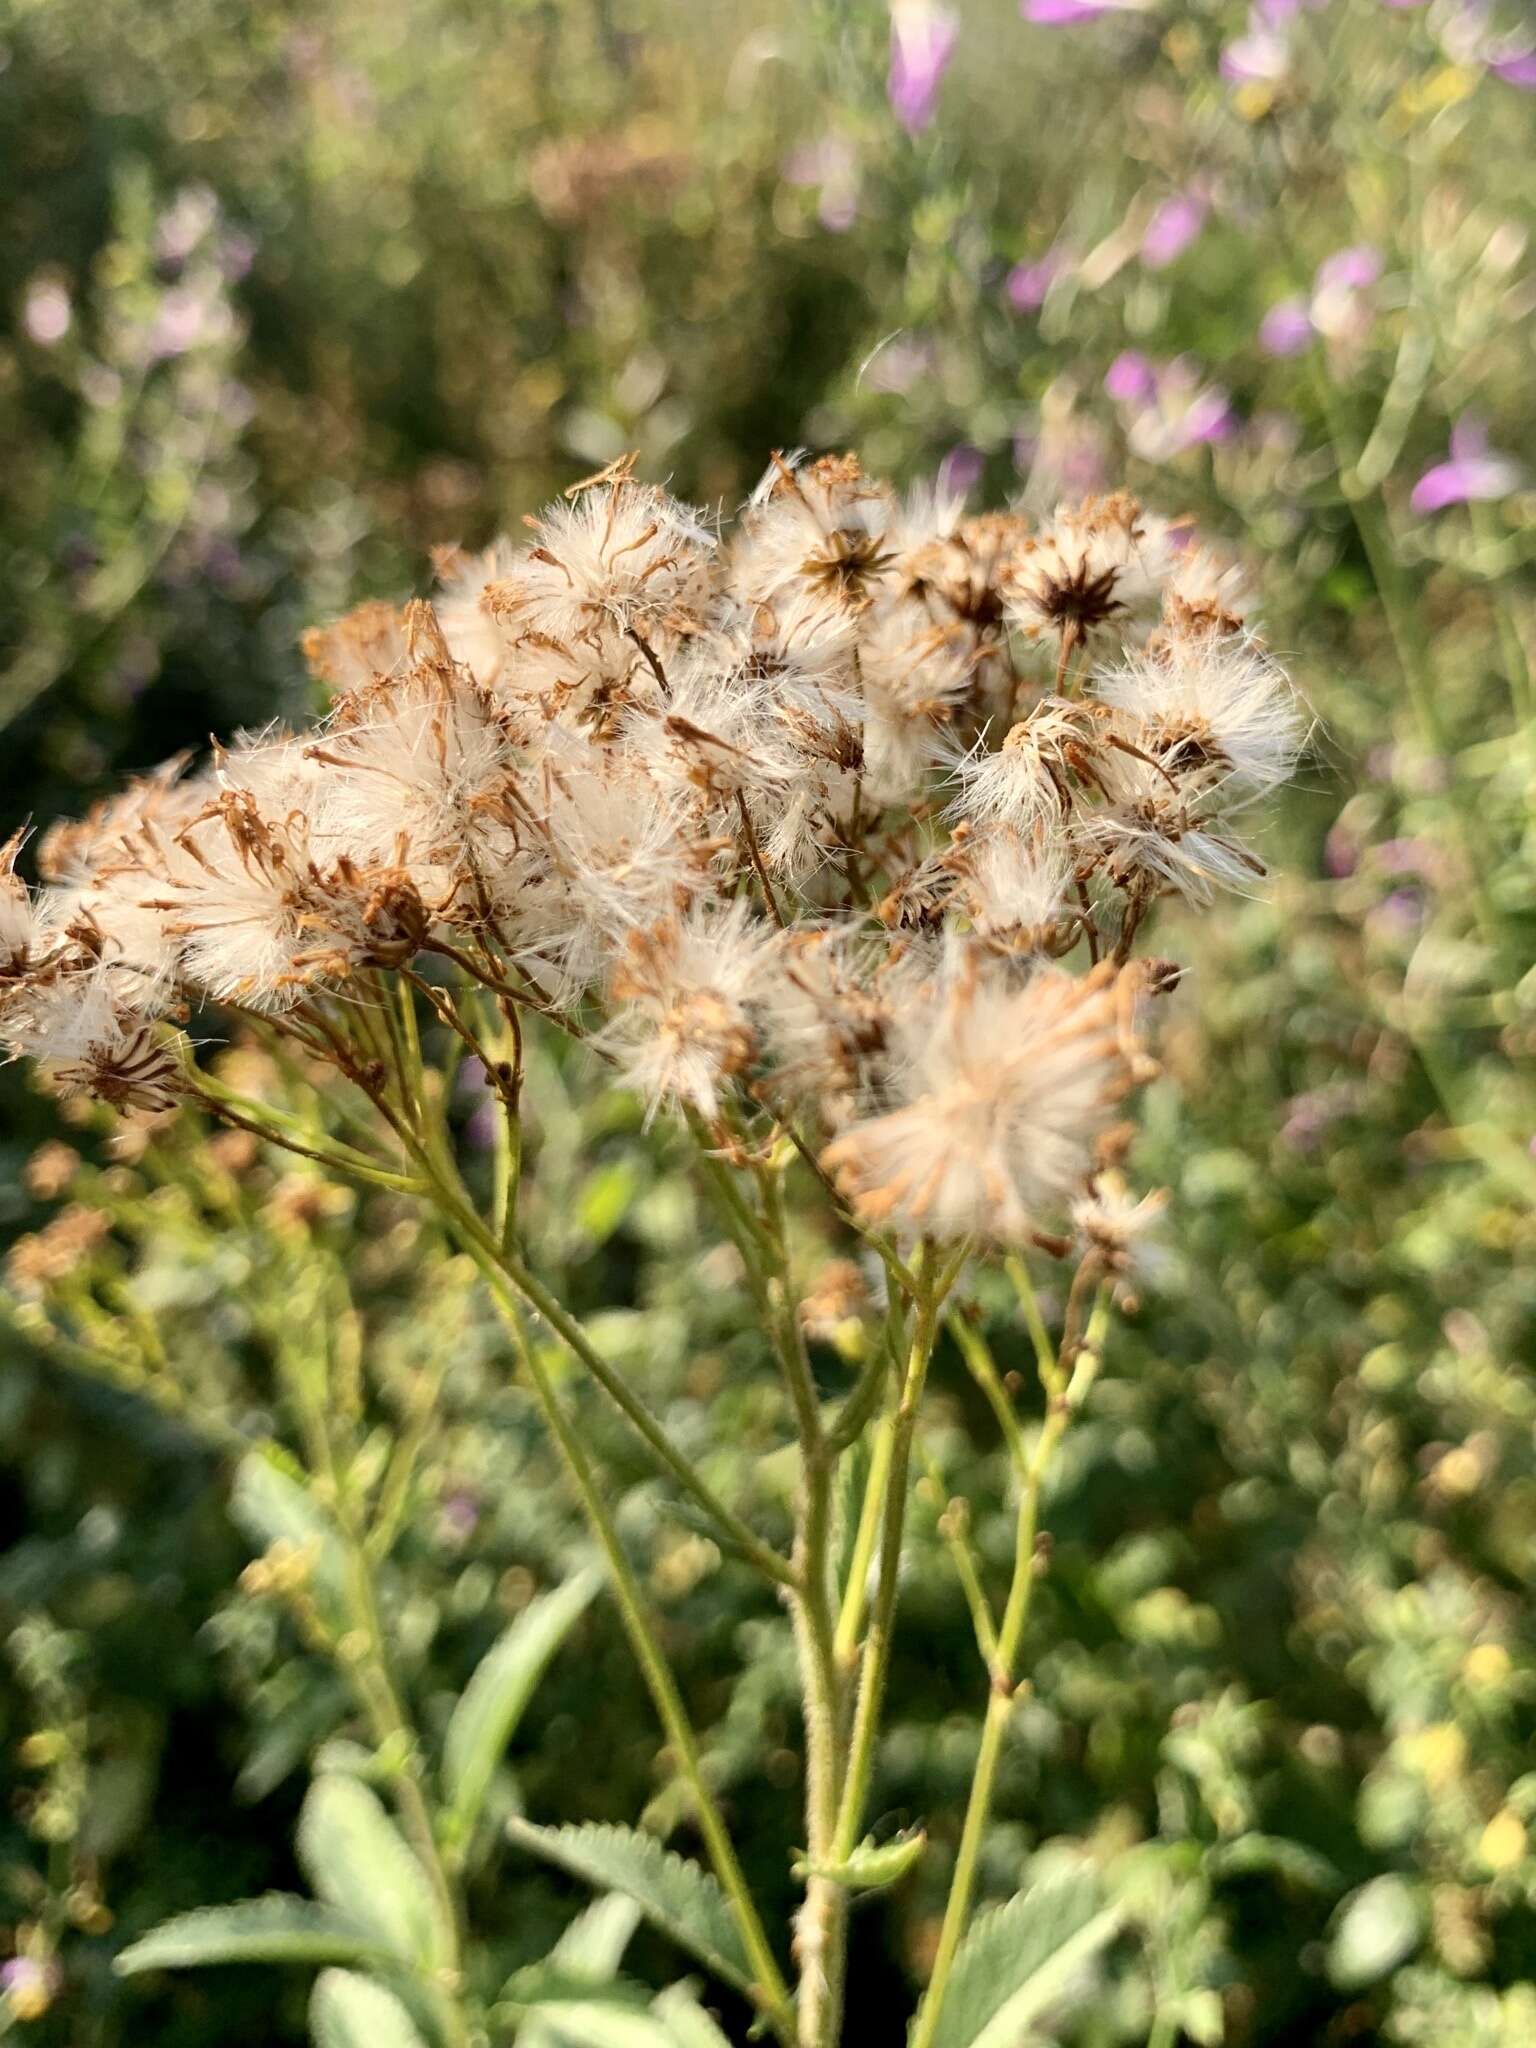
[1478,1810,1527,1874]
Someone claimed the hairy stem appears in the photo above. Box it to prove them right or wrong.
[749,1162,847,2048]
[491,1282,796,2043]
[829,1256,952,1864]
[910,1273,1111,2048]
[280,1287,469,2044]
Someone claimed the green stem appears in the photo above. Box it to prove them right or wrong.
[829,1260,946,1863]
[789,1464,847,2048]
[493,1235,796,1589]
[281,1289,469,2045]
[749,1164,848,2048]
[910,1273,1109,2048]
[826,1334,891,1454]
[492,1284,796,2044]
[834,1406,895,1665]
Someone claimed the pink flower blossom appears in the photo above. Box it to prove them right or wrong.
[1221,25,1291,80]
[1006,253,1064,311]
[1021,0,1116,21]
[1104,350,1156,402]
[1410,418,1522,514]
[1309,245,1382,344]
[1490,47,1536,88]
[1111,356,1235,460]
[938,444,985,498]
[1259,297,1314,356]
[1140,191,1208,270]
[888,3,960,134]
[1315,245,1382,293]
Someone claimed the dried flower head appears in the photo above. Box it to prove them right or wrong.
[0,448,1295,1189]
[822,955,1153,1244]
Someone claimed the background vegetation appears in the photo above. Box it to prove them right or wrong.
[2,0,1535,2041]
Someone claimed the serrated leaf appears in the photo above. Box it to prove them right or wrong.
[505,1820,753,1998]
[650,1983,733,2048]
[529,2005,680,2048]
[115,1895,391,1977]
[299,1776,450,1970]
[311,1969,429,2048]
[502,1965,651,2009]
[231,1449,347,1620]
[442,1569,599,1847]
[550,1895,643,1981]
[918,1868,1123,2048]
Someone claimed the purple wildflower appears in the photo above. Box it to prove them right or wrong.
[1140,191,1208,269]
[1310,245,1382,343]
[938,444,986,499]
[1410,417,1522,515]
[1490,47,1536,88]
[1259,296,1314,356]
[1104,349,1156,402]
[1006,252,1063,311]
[1315,245,1383,293]
[1221,24,1291,81]
[1021,0,1116,21]
[888,3,960,133]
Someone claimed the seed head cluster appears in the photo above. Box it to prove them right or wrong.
[1,452,1302,1245]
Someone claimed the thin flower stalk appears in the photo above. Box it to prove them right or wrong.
[911,1281,1112,2048]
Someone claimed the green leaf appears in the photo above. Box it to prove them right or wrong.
[549,1896,643,1982]
[1207,1834,1342,1893]
[499,1971,670,2048]
[650,1983,733,2048]
[1327,1875,1424,1991]
[442,1569,599,1848]
[794,1828,925,1892]
[501,1965,650,2009]
[310,1970,429,2048]
[526,2005,679,2048]
[505,1820,753,1998]
[115,1895,391,1977]
[917,1868,1123,2048]
[298,1776,450,1970]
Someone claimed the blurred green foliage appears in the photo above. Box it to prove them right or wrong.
[3,0,1536,2042]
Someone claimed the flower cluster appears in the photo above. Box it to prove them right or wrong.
[1,453,1302,1245]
